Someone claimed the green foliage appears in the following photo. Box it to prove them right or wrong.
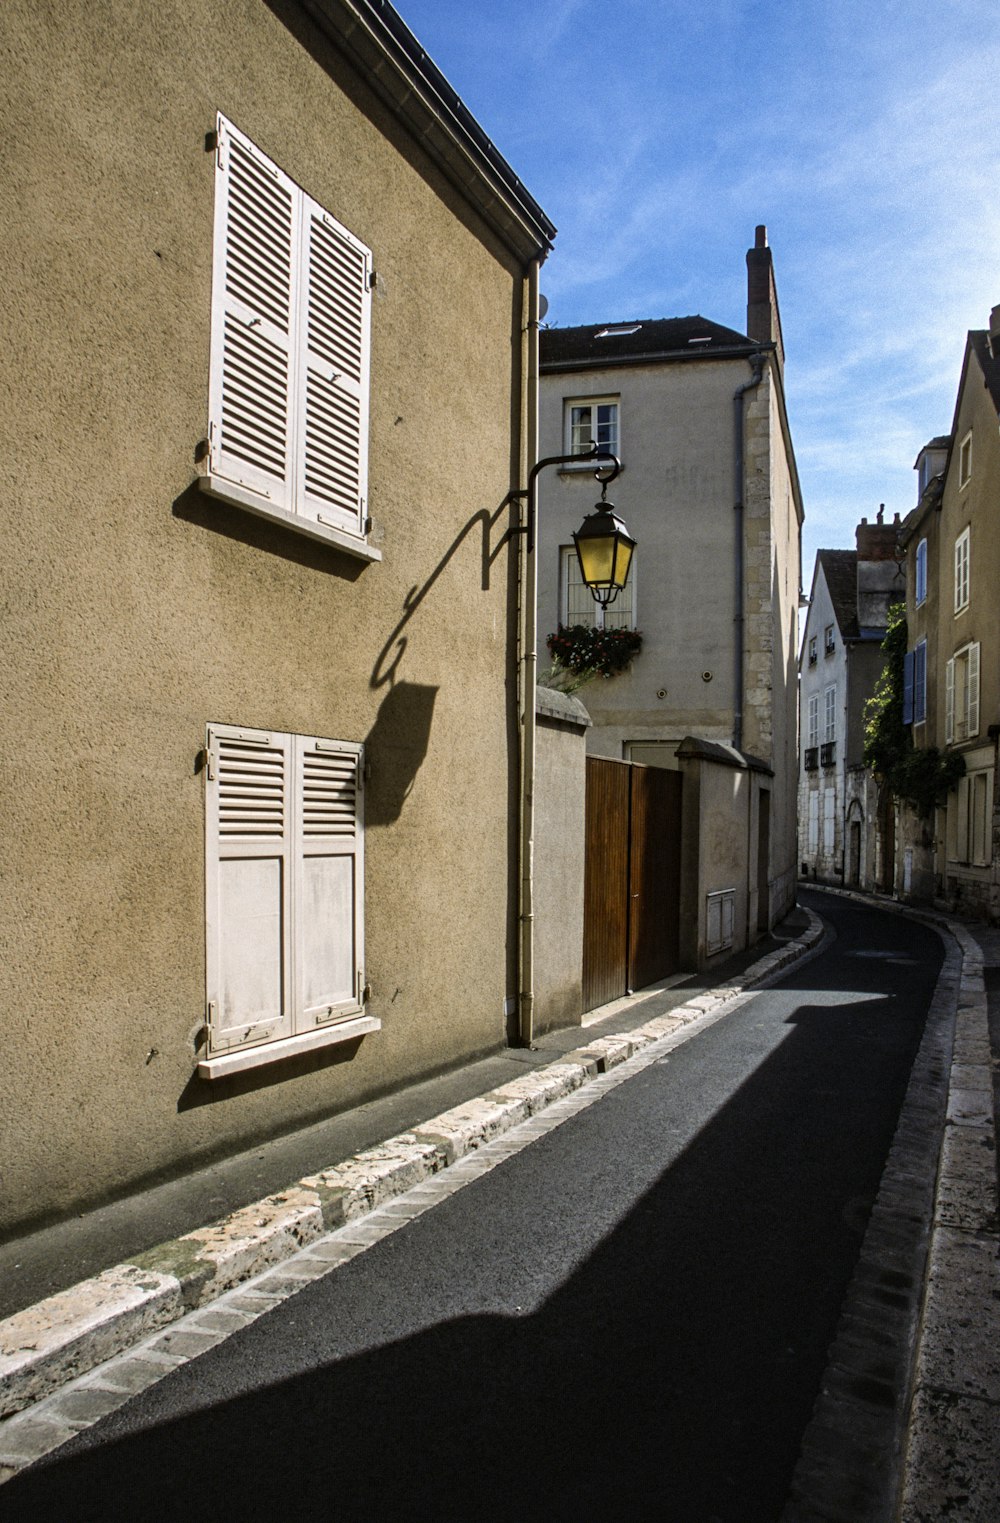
[863,602,909,780]
[863,602,965,816]
[893,746,966,819]
[544,625,643,690]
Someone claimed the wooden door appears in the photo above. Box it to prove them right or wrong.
[628,765,682,991]
[582,758,630,1012]
[583,757,682,1013]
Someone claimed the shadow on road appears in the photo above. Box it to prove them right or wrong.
[5,895,943,1523]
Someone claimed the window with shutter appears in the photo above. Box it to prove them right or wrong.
[948,642,980,744]
[203,724,374,1078]
[203,116,379,563]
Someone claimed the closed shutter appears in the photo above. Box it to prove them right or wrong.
[903,651,914,725]
[955,775,970,862]
[209,120,296,510]
[209,117,372,537]
[914,642,926,724]
[297,207,371,535]
[205,725,293,1053]
[945,658,955,743]
[967,643,980,737]
[294,737,364,1026]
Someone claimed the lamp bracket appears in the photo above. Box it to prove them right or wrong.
[516,443,621,553]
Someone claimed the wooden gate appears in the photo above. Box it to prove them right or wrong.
[583,757,682,1013]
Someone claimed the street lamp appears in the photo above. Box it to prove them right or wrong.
[524,443,636,605]
[572,481,636,608]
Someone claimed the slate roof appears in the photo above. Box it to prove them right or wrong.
[540,315,756,370]
[818,549,859,639]
[971,331,1000,413]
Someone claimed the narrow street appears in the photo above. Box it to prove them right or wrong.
[3,894,944,1523]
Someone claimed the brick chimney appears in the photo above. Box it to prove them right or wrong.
[746,225,785,372]
[856,505,902,562]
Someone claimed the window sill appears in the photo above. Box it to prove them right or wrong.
[198,1013,380,1080]
[199,475,382,564]
[557,461,623,475]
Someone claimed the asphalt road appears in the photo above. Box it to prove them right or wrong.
[3,892,944,1523]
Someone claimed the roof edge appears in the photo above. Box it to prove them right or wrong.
[296,0,556,261]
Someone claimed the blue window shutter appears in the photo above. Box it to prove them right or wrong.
[914,642,926,724]
[903,650,914,725]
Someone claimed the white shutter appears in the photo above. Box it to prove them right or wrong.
[945,658,955,743]
[209,118,296,510]
[955,775,970,863]
[293,737,364,1027]
[205,726,294,1053]
[808,791,819,853]
[967,643,980,737]
[296,205,371,536]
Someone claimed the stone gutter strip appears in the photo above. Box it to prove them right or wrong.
[783,890,1000,1523]
[0,910,823,1428]
[898,921,1000,1521]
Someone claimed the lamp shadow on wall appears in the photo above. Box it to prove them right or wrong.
[370,498,517,691]
[364,496,517,824]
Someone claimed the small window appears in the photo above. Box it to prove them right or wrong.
[559,545,634,631]
[915,539,927,605]
[824,624,835,655]
[954,527,970,613]
[565,397,619,459]
[958,431,972,489]
[807,635,817,665]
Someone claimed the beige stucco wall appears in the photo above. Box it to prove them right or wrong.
[538,351,801,932]
[0,0,530,1231]
[933,349,1000,917]
[538,359,745,753]
[744,365,800,922]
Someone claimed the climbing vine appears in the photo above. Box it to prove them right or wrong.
[863,602,964,816]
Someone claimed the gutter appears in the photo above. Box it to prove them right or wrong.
[733,350,765,753]
[517,260,541,1047]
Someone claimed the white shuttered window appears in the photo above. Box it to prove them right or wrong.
[204,724,370,1077]
[207,116,372,544]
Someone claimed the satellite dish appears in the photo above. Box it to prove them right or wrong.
[538,293,549,321]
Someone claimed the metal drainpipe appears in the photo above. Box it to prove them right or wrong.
[732,350,765,753]
[517,259,541,1047]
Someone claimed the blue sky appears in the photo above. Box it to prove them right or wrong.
[398,0,998,584]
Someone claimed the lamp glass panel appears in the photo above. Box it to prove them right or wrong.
[576,534,616,587]
[613,538,634,588]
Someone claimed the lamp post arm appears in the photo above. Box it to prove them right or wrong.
[524,443,621,553]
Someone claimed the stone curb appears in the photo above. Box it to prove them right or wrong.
[0,910,823,1429]
[782,887,1000,1522]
